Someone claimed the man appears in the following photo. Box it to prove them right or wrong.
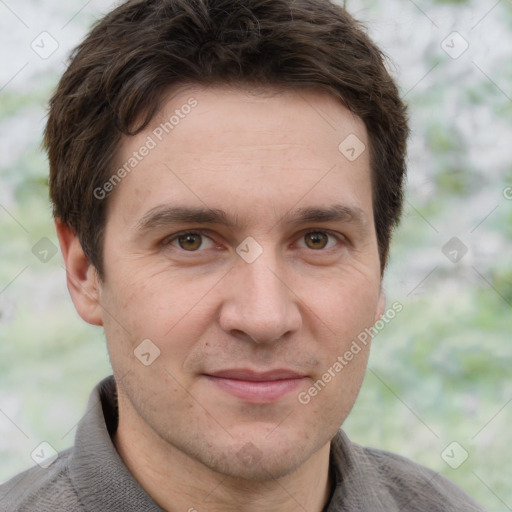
[0,0,486,510]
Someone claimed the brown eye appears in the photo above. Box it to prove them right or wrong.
[168,231,215,251]
[304,231,329,250]
[177,233,202,250]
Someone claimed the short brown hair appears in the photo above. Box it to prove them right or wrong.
[45,0,409,279]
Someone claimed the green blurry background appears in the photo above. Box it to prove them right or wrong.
[0,0,511,509]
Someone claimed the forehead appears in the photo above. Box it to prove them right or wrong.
[106,84,373,227]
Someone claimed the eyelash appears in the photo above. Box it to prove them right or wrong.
[163,229,345,252]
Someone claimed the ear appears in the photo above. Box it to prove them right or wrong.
[374,286,386,324]
[55,219,103,326]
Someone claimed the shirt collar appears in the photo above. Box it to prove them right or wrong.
[69,375,164,511]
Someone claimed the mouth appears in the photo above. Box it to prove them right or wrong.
[202,368,309,404]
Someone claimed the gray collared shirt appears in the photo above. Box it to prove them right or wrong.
[0,375,486,511]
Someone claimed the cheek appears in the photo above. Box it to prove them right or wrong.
[101,269,220,368]
[305,267,380,336]
[300,267,379,405]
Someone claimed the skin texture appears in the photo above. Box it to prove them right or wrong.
[57,84,386,512]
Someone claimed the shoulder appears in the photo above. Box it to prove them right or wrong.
[0,448,84,512]
[353,442,486,511]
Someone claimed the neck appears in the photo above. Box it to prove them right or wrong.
[113,405,333,512]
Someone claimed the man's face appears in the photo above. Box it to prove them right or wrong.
[94,85,384,479]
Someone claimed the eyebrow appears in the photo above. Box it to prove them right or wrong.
[136,204,367,233]
[282,204,366,228]
[136,206,239,232]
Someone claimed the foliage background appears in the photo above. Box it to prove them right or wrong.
[0,0,511,510]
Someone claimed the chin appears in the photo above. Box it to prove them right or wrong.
[207,446,308,482]
[180,429,319,482]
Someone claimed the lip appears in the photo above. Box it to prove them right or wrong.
[203,368,308,403]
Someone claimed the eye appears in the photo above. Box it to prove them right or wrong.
[166,231,215,251]
[297,230,341,250]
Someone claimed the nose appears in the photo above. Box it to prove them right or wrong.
[218,248,302,344]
